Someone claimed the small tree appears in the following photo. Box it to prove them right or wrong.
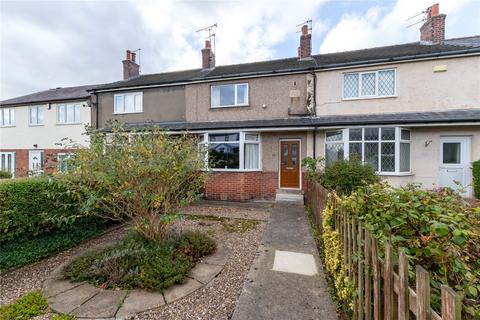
[62,123,208,242]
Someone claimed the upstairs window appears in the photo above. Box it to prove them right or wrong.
[114,92,143,114]
[211,83,248,108]
[343,69,395,99]
[29,106,44,125]
[57,104,80,124]
[0,108,15,126]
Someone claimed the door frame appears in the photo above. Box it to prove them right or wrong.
[28,149,45,175]
[438,136,472,197]
[278,138,302,190]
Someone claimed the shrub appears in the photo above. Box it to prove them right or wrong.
[473,160,480,199]
[61,124,208,242]
[303,157,379,195]
[337,183,480,318]
[0,170,12,179]
[64,230,216,292]
[0,291,47,320]
[0,177,79,242]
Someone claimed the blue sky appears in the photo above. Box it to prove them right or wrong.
[1,0,479,100]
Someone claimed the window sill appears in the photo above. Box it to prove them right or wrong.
[0,125,15,128]
[29,124,44,127]
[343,95,397,101]
[378,172,413,177]
[210,104,249,109]
[112,111,143,115]
[56,122,82,126]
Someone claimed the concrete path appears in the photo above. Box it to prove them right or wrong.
[232,200,338,320]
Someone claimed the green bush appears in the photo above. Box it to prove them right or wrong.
[0,218,111,272]
[64,230,216,292]
[0,170,12,179]
[303,157,379,195]
[337,183,480,318]
[0,177,80,242]
[0,291,47,320]
[473,160,480,199]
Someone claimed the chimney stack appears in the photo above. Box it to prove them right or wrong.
[201,40,215,69]
[122,49,140,80]
[420,4,446,42]
[298,24,311,59]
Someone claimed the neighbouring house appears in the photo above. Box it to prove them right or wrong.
[93,4,479,200]
[0,85,97,176]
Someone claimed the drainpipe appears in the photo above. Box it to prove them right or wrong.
[94,92,99,130]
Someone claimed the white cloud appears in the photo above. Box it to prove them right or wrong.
[319,0,478,53]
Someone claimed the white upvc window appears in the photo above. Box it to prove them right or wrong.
[211,83,248,108]
[57,153,71,173]
[199,132,261,171]
[29,105,44,125]
[57,103,81,124]
[0,108,15,127]
[0,152,15,177]
[343,69,396,99]
[325,127,411,175]
[114,92,143,114]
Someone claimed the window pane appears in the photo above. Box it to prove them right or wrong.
[343,73,359,98]
[115,96,124,113]
[58,105,65,123]
[245,133,259,141]
[66,104,75,123]
[400,143,410,172]
[401,129,410,141]
[381,142,395,172]
[1,154,4,170]
[3,108,10,125]
[134,94,143,111]
[361,72,376,96]
[283,144,288,166]
[326,130,343,142]
[220,85,235,106]
[30,107,37,124]
[209,133,239,142]
[211,87,220,106]
[349,128,362,141]
[349,143,362,161]
[125,95,134,112]
[364,128,379,140]
[381,127,395,140]
[236,84,248,105]
[0,109,3,125]
[37,107,44,124]
[378,70,395,96]
[74,104,80,122]
[443,143,461,164]
[10,109,14,125]
[364,142,379,171]
[326,143,344,166]
[292,144,297,166]
[208,143,239,169]
[244,143,259,169]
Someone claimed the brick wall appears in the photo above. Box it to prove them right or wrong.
[205,171,308,201]
[0,148,67,177]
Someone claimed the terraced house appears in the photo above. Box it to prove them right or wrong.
[2,4,479,199]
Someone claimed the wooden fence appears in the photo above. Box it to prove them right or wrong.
[305,181,463,320]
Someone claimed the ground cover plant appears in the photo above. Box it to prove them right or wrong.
[473,159,480,199]
[63,230,215,291]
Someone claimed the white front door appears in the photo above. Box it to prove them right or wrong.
[29,150,44,176]
[439,136,471,196]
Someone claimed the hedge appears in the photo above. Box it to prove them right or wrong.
[473,160,480,199]
[0,177,79,242]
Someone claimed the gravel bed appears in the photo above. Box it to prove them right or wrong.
[0,225,128,305]
[183,201,273,221]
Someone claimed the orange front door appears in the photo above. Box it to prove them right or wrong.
[280,140,300,189]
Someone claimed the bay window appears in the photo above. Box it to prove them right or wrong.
[211,83,248,108]
[343,69,396,99]
[200,132,260,170]
[325,127,411,174]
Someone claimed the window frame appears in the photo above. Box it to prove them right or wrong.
[200,131,261,171]
[0,152,15,177]
[57,103,81,124]
[342,68,397,100]
[29,105,44,126]
[325,127,411,176]
[113,92,143,114]
[210,83,249,108]
[0,108,15,127]
[56,153,72,173]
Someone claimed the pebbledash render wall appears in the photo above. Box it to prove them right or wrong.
[204,131,312,201]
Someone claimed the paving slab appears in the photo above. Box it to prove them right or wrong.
[163,278,203,303]
[232,200,338,320]
[43,278,82,298]
[49,283,100,314]
[115,290,165,319]
[202,246,229,266]
[272,250,318,276]
[72,289,127,318]
[189,262,223,284]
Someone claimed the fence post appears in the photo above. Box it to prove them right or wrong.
[384,241,393,320]
[416,266,431,320]
[352,217,358,320]
[398,251,409,320]
[371,237,381,320]
[441,285,461,320]
[348,215,352,278]
[343,211,348,272]
[364,229,371,320]
[357,222,364,320]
